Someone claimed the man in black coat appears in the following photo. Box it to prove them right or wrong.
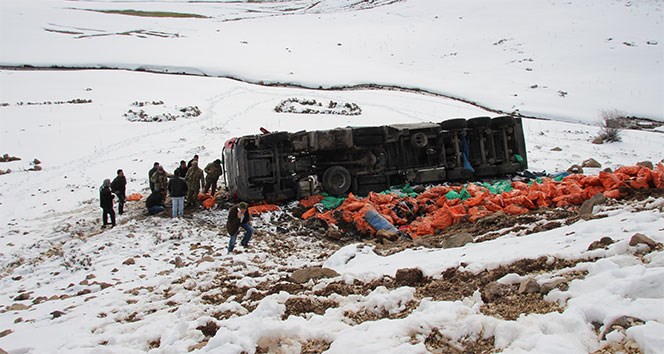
[111,169,127,215]
[146,189,165,215]
[226,202,253,253]
[168,170,188,218]
[99,179,116,228]
[174,160,188,180]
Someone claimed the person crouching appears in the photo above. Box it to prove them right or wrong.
[226,202,253,253]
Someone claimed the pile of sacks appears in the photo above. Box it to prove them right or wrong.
[299,163,664,238]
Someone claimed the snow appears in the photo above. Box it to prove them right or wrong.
[1,0,664,353]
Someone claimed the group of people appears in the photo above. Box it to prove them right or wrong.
[98,155,253,252]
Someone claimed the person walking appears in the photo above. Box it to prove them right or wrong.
[185,160,204,206]
[99,179,116,228]
[168,170,188,217]
[111,169,127,215]
[204,159,223,194]
[148,162,160,192]
[146,189,165,215]
[226,202,253,253]
[151,166,169,200]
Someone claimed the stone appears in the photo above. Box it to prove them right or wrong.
[567,164,583,174]
[0,329,13,338]
[32,296,47,304]
[540,278,567,294]
[199,255,215,263]
[51,310,66,319]
[174,256,184,268]
[481,282,510,303]
[587,237,614,251]
[33,158,41,165]
[325,228,342,241]
[394,268,423,286]
[629,233,659,249]
[289,267,339,284]
[122,258,135,265]
[578,193,607,220]
[600,316,644,339]
[518,278,540,294]
[13,292,30,301]
[441,233,474,249]
[636,160,654,170]
[582,158,602,168]
[592,136,604,144]
[7,303,29,311]
[550,147,563,151]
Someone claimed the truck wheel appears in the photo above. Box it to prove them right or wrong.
[440,118,467,130]
[491,116,515,128]
[410,132,428,148]
[322,166,352,196]
[467,117,492,129]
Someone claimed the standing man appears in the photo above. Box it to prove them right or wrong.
[226,202,253,253]
[185,160,204,207]
[151,166,169,200]
[204,159,223,194]
[187,154,199,169]
[168,170,188,217]
[111,169,127,215]
[148,162,160,192]
[174,160,188,179]
[99,179,116,228]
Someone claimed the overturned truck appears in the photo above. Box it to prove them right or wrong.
[223,116,528,202]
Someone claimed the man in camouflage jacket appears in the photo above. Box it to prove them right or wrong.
[204,159,223,194]
[185,160,205,206]
[150,166,169,199]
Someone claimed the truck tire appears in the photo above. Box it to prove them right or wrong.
[440,118,467,130]
[467,116,492,129]
[491,116,515,128]
[410,132,428,148]
[322,166,352,196]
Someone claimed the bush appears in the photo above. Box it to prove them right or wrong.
[597,110,623,143]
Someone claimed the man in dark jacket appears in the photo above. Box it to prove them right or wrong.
[174,160,188,179]
[168,170,188,218]
[226,202,253,253]
[146,189,165,215]
[204,159,223,194]
[100,179,116,228]
[111,169,127,215]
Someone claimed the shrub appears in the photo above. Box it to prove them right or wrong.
[597,110,623,143]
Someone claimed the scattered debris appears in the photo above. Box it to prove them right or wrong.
[274,98,361,115]
[0,154,20,162]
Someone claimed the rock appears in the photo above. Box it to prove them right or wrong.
[325,228,342,241]
[32,296,48,304]
[51,310,66,319]
[199,255,215,263]
[582,158,602,168]
[289,267,339,284]
[587,237,615,251]
[481,281,510,303]
[578,193,607,220]
[33,158,41,165]
[0,329,13,338]
[122,258,136,265]
[550,147,563,151]
[636,160,654,170]
[629,233,659,249]
[13,292,30,301]
[441,233,473,249]
[14,317,23,323]
[567,164,583,174]
[591,136,604,144]
[600,315,644,339]
[394,268,423,286]
[76,289,92,296]
[518,278,540,294]
[174,256,184,268]
[540,278,567,294]
[7,303,29,311]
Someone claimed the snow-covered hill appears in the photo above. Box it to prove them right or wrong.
[1,1,663,353]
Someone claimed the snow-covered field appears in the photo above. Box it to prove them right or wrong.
[1,0,663,353]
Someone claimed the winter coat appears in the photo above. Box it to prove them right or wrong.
[204,162,222,181]
[111,175,126,194]
[145,190,164,209]
[226,204,251,236]
[151,170,168,192]
[185,166,205,190]
[100,186,114,210]
[174,166,188,179]
[168,176,188,198]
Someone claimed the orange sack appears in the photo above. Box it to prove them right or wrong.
[126,193,143,201]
